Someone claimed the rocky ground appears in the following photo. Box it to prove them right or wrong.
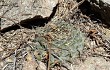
[0,0,110,70]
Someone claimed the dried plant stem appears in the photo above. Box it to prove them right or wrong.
[0,41,25,61]
[60,0,85,19]
[13,49,17,70]
[44,34,52,70]
[47,42,51,70]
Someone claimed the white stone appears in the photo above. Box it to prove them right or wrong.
[0,0,58,29]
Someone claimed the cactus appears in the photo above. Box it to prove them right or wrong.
[33,20,85,65]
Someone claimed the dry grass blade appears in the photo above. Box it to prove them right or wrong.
[0,41,26,61]
[44,34,53,70]
[70,0,85,11]
[59,0,85,19]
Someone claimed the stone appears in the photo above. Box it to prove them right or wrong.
[74,57,110,70]
[0,0,58,29]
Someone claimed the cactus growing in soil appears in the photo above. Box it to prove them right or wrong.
[33,20,85,65]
